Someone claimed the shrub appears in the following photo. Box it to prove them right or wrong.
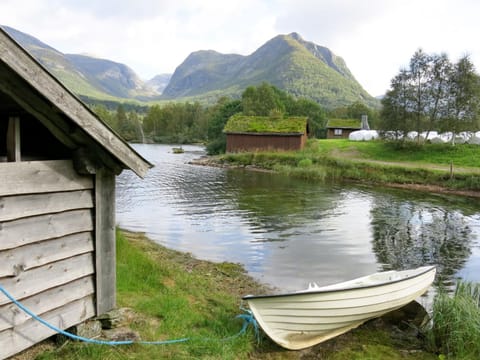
[298,158,313,167]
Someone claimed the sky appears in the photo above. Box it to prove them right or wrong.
[1,0,479,96]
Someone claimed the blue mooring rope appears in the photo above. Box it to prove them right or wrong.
[0,284,259,346]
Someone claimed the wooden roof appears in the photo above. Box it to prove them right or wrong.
[326,118,362,129]
[224,114,308,134]
[0,27,152,178]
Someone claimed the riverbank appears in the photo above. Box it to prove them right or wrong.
[27,230,436,360]
[192,139,480,198]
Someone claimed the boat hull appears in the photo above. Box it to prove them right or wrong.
[243,266,436,350]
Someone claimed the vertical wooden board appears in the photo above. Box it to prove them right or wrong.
[0,295,95,360]
[0,276,95,332]
[0,190,94,222]
[0,160,93,197]
[0,253,94,306]
[0,232,94,278]
[6,116,20,162]
[0,209,93,250]
[95,169,117,315]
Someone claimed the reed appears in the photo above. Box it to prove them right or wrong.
[427,281,480,359]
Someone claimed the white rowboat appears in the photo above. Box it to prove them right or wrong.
[242,265,436,350]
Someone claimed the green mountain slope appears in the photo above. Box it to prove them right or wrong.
[162,50,244,97]
[2,26,156,101]
[162,33,378,109]
[65,54,156,99]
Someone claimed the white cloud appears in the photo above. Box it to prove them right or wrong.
[2,0,480,96]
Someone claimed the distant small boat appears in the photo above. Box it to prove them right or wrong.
[243,265,436,350]
[172,146,184,154]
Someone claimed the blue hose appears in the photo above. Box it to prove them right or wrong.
[0,284,257,346]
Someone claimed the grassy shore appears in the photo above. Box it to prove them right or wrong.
[216,139,480,195]
[31,230,437,360]
[16,141,479,359]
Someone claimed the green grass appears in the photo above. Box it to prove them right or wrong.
[219,139,480,191]
[315,139,480,168]
[427,281,480,359]
[326,118,362,128]
[224,114,308,133]
[36,230,260,360]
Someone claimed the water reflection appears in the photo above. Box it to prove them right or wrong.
[371,197,474,285]
[116,144,480,293]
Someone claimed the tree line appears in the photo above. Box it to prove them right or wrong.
[91,48,480,153]
[91,83,377,154]
[379,49,480,142]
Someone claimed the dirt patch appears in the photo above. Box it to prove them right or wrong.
[11,342,56,360]
[329,147,362,159]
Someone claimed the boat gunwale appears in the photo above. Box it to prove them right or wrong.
[242,265,436,300]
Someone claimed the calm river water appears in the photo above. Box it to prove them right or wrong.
[116,144,480,295]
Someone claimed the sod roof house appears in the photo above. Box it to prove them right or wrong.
[326,115,370,139]
[224,114,309,152]
[0,27,152,359]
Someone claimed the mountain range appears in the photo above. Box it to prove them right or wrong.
[2,26,378,109]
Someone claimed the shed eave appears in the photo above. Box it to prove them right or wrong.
[0,27,152,178]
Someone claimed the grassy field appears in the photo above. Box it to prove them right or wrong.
[310,139,480,169]
[219,139,480,192]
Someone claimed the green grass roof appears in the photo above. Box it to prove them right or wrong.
[224,114,308,134]
[326,118,362,129]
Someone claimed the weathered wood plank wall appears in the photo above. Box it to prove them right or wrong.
[0,160,92,196]
[326,128,354,139]
[226,133,306,152]
[0,160,96,359]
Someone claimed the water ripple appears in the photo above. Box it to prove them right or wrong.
[116,144,480,293]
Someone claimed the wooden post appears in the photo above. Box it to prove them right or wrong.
[95,168,116,315]
[7,116,20,162]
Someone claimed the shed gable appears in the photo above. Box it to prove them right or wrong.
[0,27,152,177]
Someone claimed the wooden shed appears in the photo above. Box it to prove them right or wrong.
[325,118,362,139]
[224,114,309,152]
[0,28,152,359]
[326,115,370,139]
